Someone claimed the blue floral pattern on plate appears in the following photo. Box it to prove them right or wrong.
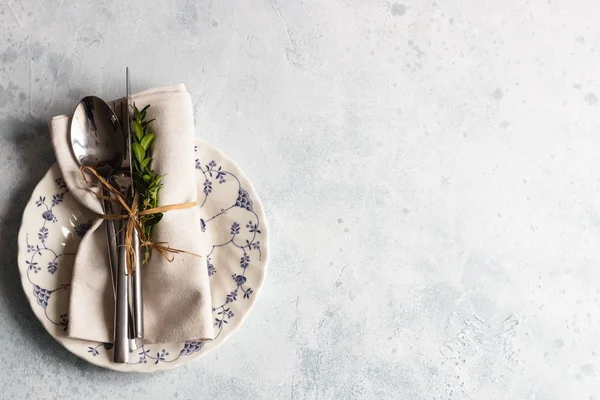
[17,140,269,372]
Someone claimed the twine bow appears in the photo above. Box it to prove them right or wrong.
[80,166,200,274]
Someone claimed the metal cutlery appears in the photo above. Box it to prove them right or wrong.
[69,96,124,296]
[70,69,144,364]
[126,68,144,340]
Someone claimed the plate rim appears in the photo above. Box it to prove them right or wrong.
[16,138,270,372]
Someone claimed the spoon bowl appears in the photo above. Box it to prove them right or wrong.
[70,96,124,177]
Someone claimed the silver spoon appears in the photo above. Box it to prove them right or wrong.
[70,97,123,281]
[69,96,130,363]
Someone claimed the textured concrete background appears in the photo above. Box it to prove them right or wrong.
[0,0,599,399]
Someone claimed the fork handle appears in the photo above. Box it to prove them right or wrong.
[131,229,143,339]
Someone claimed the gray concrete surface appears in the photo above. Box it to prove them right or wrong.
[1,0,599,398]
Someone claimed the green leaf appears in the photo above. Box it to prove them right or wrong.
[143,174,152,182]
[140,133,155,150]
[132,142,145,163]
[133,120,144,141]
[142,119,156,129]
[141,157,152,169]
[140,104,150,120]
[144,213,163,227]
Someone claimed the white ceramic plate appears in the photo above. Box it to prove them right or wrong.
[17,139,269,372]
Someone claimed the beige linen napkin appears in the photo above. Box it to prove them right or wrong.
[49,84,214,344]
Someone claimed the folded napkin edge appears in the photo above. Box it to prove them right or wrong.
[50,114,69,122]
[49,83,188,122]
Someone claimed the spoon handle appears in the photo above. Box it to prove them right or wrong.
[113,219,130,363]
[102,196,118,296]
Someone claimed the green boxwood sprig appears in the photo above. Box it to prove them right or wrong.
[131,104,162,263]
